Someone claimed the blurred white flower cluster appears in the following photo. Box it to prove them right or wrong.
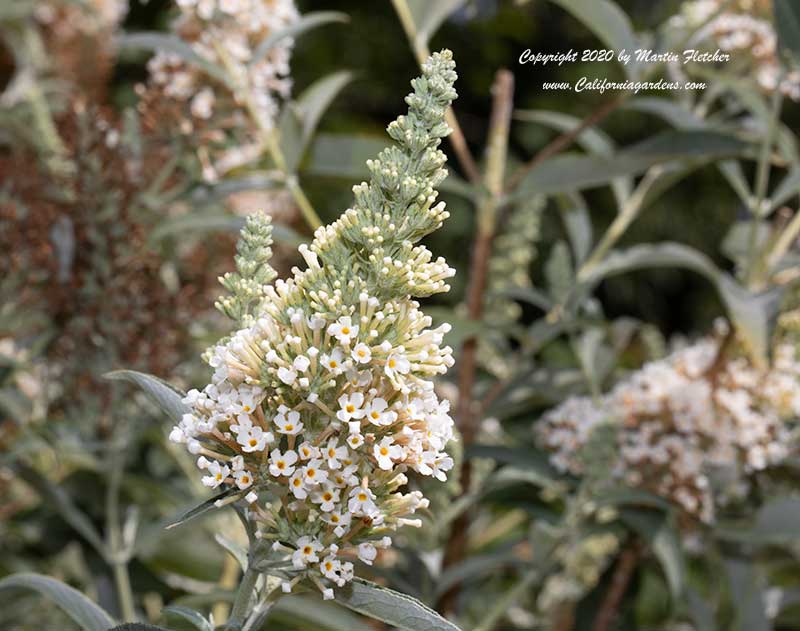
[537,332,799,522]
[141,0,299,179]
[168,51,459,598]
[34,0,128,36]
[673,0,800,100]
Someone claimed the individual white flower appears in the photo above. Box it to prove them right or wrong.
[202,461,230,488]
[288,470,308,499]
[348,486,377,515]
[351,342,372,364]
[346,433,364,450]
[374,436,403,470]
[269,448,298,477]
[297,441,320,460]
[357,542,377,566]
[312,486,340,512]
[385,353,411,379]
[322,438,348,469]
[321,348,344,374]
[302,459,329,486]
[237,426,271,453]
[328,316,359,345]
[365,397,397,426]
[292,537,323,569]
[337,392,366,422]
[275,410,303,435]
[320,555,341,581]
[234,469,253,489]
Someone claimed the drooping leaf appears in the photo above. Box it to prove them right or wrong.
[105,370,188,423]
[513,130,751,197]
[336,578,462,631]
[15,463,106,555]
[164,487,240,530]
[725,557,772,631]
[0,573,116,631]
[545,240,573,303]
[557,193,594,263]
[162,606,214,631]
[516,110,631,206]
[118,33,230,85]
[406,0,467,45]
[215,533,249,571]
[545,0,639,77]
[578,242,783,366]
[270,594,374,631]
[281,71,353,172]
[621,509,686,601]
[251,12,349,65]
[150,212,303,247]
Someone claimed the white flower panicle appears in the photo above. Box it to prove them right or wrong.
[169,51,459,598]
[141,0,299,178]
[537,332,798,523]
[673,0,800,101]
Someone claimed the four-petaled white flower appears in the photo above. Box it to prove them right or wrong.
[292,537,323,569]
[351,342,372,364]
[269,448,298,477]
[202,461,230,488]
[374,436,404,470]
[322,438,348,469]
[385,353,410,379]
[275,410,303,435]
[321,348,344,374]
[328,316,359,345]
[234,469,253,489]
[348,486,377,515]
[302,459,329,486]
[313,486,340,512]
[337,392,366,422]
[237,425,271,452]
[365,397,397,426]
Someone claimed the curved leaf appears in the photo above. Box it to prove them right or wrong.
[281,71,354,172]
[162,606,214,631]
[118,33,230,86]
[579,242,783,366]
[0,573,116,631]
[105,370,188,423]
[406,0,466,45]
[336,578,462,631]
[251,12,349,65]
[546,0,639,77]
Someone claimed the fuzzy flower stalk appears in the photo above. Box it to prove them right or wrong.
[170,51,458,602]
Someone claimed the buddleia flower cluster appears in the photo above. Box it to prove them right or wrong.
[169,51,459,599]
[140,0,299,180]
[671,0,800,100]
[478,197,543,379]
[537,325,798,523]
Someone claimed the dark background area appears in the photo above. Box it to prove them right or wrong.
[117,0,800,338]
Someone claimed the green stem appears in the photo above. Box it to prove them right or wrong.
[746,79,785,287]
[213,41,323,231]
[473,567,542,631]
[105,441,136,622]
[765,207,800,272]
[225,566,260,631]
[577,166,665,281]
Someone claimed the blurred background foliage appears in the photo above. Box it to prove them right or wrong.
[3,0,800,630]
